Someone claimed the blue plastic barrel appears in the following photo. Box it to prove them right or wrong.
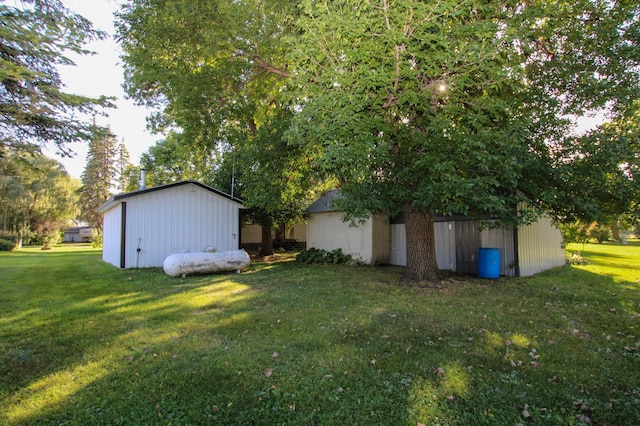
[478,248,500,279]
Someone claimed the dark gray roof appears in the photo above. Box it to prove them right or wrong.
[98,180,244,213]
[306,189,341,213]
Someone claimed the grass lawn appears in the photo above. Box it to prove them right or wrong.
[0,241,638,425]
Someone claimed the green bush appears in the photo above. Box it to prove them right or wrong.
[0,238,16,251]
[91,232,103,248]
[296,247,359,265]
[558,222,589,247]
[589,225,611,244]
[0,230,20,244]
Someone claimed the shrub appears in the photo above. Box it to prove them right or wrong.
[0,238,16,251]
[0,230,20,244]
[91,232,103,248]
[559,222,589,247]
[589,225,611,244]
[296,248,359,265]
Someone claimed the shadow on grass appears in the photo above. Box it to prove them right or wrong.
[1,250,639,425]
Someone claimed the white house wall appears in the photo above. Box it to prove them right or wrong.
[123,184,240,268]
[517,215,565,277]
[307,212,375,263]
[102,204,122,268]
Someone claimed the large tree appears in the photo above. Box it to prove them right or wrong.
[211,106,328,256]
[137,131,216,188]
[0,0,112,157]
[0,152,79,245]
[78,126,118,230]
[286,0,640,281]
[116,0,318,255]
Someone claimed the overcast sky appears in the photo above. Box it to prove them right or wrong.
[47,0,157,178]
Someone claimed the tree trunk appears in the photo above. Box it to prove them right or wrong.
[259,224,274,256]
[611,220,620,241]
[403,202,439,283]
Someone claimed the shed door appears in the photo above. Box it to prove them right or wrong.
[455,221,481,274]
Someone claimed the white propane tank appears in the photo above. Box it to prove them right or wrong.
[163,249,250,277]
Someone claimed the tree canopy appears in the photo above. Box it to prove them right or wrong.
[78,126,119,231]
[285,0,640,280]
[0,0,113,157]
[0,152,79,245]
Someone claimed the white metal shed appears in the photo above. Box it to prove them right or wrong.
[98,180,244,269]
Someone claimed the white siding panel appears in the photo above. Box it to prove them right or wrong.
[435,222,456,271]
[121,183,241,268]
[102,203,122,267]
[481,227,517,277]
[390,224,407,266]
[518,216,565,277]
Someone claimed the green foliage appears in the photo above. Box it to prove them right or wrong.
[78,127,119,229]
[139,131,213,187]
[296,248,358,265]
[0,239,16,251]
[589,224,612,244]
[0,152,79,240]
[559,222,590,247]
[0,0,113,156]
[91,232,103,248]
[0,230,19,244]
[0,243,639,424]
[285,0,640,281]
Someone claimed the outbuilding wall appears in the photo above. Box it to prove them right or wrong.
[517,215,565,276]
[307,212,389,264]
[100,182,242,269]
[102,204,123,267]
[123,184,240,268]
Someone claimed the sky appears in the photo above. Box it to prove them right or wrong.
[45,0,158,178]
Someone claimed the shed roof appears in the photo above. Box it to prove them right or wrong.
[306,189,342,213]
[97,180,244,214]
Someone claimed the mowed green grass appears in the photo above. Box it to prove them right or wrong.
[0,241,638,425]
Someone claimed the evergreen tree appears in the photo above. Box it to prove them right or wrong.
[79,126,118,230]
[0,0,112,157]
[116,141,131,193]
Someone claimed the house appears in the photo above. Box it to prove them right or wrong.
[97,180,244,269]
[306,190,565,277]
[63,226,94,243]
